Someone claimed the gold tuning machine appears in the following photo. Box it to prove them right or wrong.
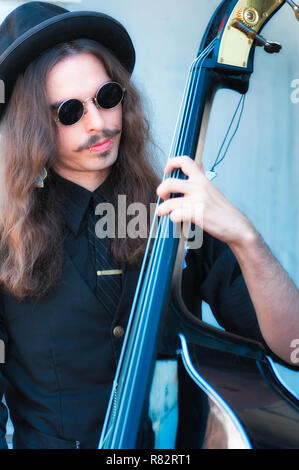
[231,19,282,54]
[218,1,286,68]
[236,7,260,27]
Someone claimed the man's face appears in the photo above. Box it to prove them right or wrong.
[46,52,122,190]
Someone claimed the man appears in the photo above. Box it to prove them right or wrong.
[0,1,297,450]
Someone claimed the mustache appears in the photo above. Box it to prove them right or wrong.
[75,128,121,152]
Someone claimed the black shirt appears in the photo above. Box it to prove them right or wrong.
[52,169,263,342]
[0,170,265,449]
[51,170,118,297]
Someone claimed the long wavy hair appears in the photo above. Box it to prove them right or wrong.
[0,39,161,300]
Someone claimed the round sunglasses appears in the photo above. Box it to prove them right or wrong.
[52,81,125,126]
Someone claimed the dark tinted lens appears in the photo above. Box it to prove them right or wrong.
[58,99,84,125]
[97,82,123,109]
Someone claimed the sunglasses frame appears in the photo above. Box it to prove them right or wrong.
[53,81,125,126]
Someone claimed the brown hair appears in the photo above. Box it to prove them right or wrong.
[0,39,161,300]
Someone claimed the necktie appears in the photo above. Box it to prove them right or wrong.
[87,193,122,315]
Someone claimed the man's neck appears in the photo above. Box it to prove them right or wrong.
[52,167,110,192]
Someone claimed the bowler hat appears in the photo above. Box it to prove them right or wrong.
[0,1,136,119]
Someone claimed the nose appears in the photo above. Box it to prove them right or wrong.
[83,99,105,133]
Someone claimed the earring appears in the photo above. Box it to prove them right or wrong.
[34,168,47,188]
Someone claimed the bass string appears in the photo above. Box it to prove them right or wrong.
[170,38,217,159]
[149,39,217,268]
[122,39,217,371]
[155,38,216,243]
[115,39,217,384]
[124,41,216,351]
[114,38,217,375]
[110,41,218,441]
[136,43,214,271]
[99,39,217,447]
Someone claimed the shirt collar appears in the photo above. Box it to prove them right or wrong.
[50,170,114,236]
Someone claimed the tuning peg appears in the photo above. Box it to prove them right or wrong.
[231,19,282,54]
[263,41,282,54]
[285,0,299,21]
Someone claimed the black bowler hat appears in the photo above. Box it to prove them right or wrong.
[0,1,136,118]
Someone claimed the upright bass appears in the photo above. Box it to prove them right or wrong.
[99,0,299,449]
